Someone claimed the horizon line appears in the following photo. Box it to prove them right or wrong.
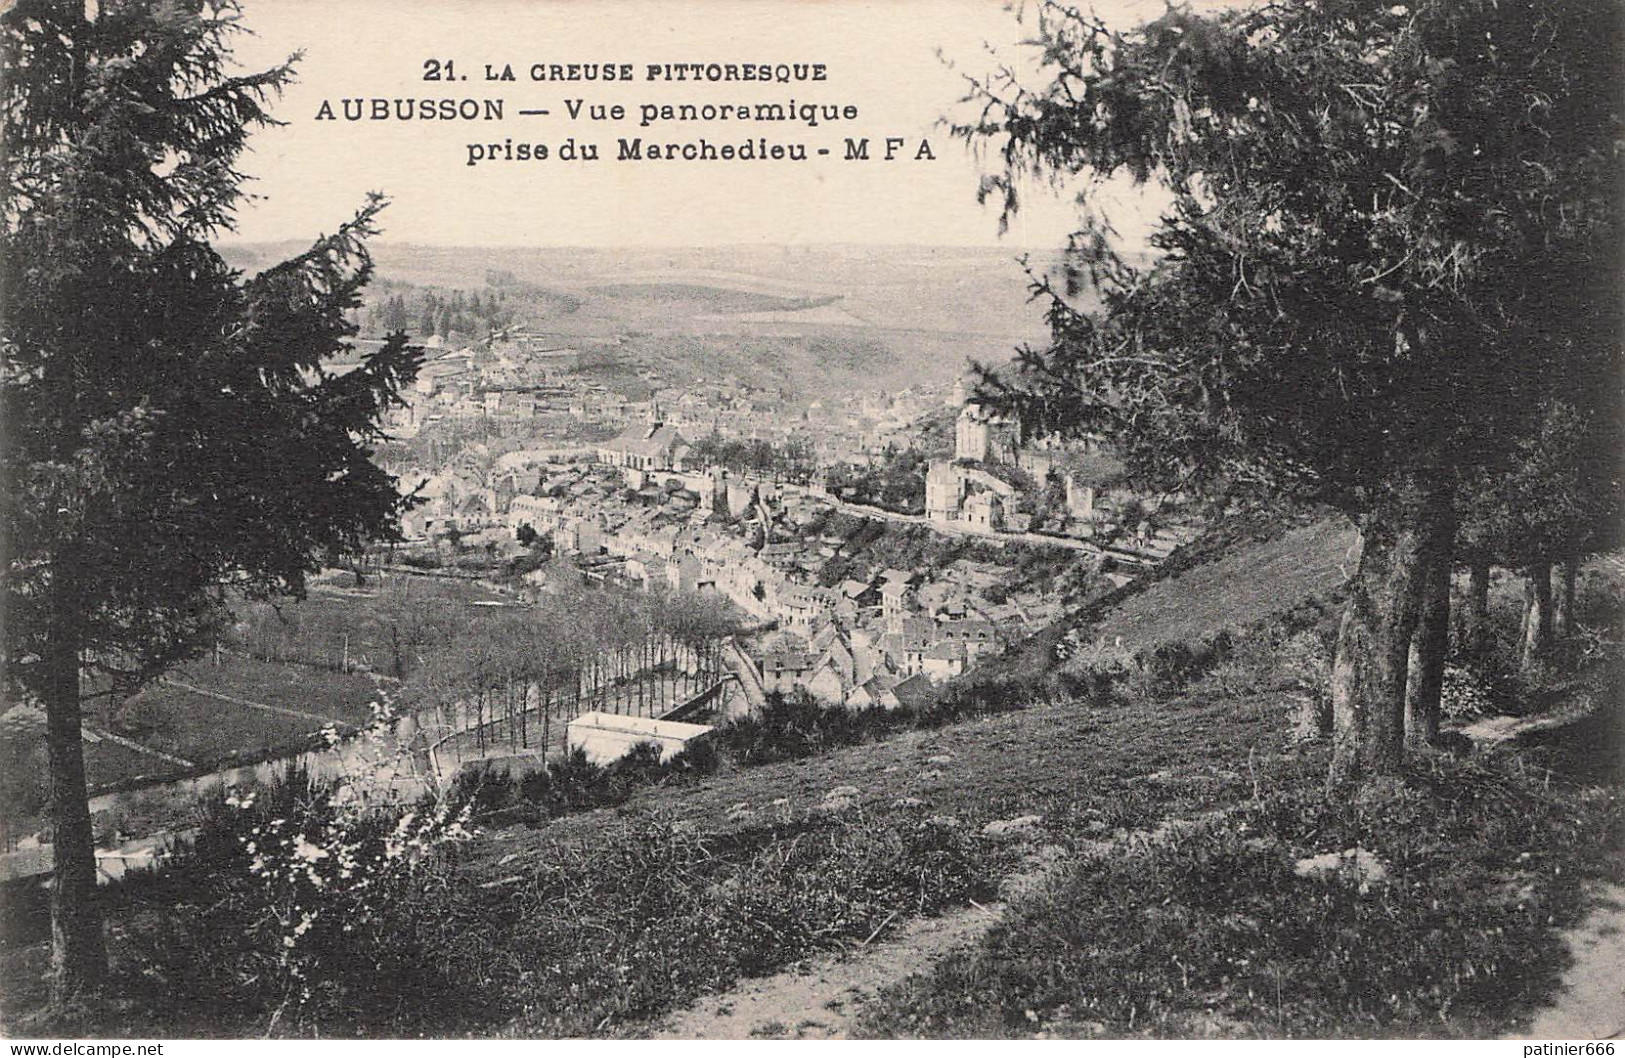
[215,238,1069,253]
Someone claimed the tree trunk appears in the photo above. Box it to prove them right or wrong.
[1465,557,1491,660]
[519,680,529,749]
[44,569,106,1002]
[1520,563,1553,671]
[1554,555,1579,639]
[1329,478,1451,786]
[391,625,405,681]
[1404,544,1451,750]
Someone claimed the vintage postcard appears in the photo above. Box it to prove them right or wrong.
[2,0,1621,1046]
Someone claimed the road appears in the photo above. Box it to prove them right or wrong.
[774,482,1156,564]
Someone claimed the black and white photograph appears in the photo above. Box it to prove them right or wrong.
[1,0,1622,1045]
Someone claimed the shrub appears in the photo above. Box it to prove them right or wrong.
[1135,641,1204,700]
[517,763,553,804]
[717,690,886,765]
[1052,631,1212,705]
[923,673,1037,725]
[1045,665,1111,704]
[611,740,669,785]
[1440,664,1496,721]
[451,759,518,814]
[546,746,617,810]
[666,736,721,776]
[1575,569,1624,636]
[122,764,475,1035]
[439,737,726,828]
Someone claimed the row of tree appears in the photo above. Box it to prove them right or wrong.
[369,285,518,341]
[228,571,744,682]
[397,585,746,763]
[965,0,1621,783]
[686,431,819,486]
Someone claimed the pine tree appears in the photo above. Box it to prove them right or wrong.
[2,0,420,1000]
[960,0,1622,783]
[383,293,409,333]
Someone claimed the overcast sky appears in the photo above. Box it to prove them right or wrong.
[225,0,1176,248]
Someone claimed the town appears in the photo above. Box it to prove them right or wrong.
[371,303,1199,718]
[5,0,1619,1041]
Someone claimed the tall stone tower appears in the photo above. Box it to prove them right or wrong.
[925,460,962,522]
[955,404,991,462]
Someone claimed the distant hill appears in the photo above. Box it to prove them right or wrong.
[587,282,842,315]
[218,243,1078,403]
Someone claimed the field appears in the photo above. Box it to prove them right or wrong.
[80,740,173,795]
[75,574,509,793]
[228,572,512,675]
[89,657,380,791]
[588,283,843,315]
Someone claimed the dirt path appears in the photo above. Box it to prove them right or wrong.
[1516,882,1625,1041]
[1458,701,1599,747]
[1459,681,1623,1040]
[649,868,1625,1042]
[82,725,196,769]
[643,833,1076,1040]
[645,901,1003,1039]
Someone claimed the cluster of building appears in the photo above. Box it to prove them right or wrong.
[379,331,788,445]
[377,332,1207,710]
[394,429,1074,708]
[922,401,1078,530]
[379,327,963,473]
[922,394,1194,558]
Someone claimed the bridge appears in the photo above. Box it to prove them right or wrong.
[656,674,739,723]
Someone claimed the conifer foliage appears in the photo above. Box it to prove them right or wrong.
[960,0,1622,784]
[2,0,420,1000]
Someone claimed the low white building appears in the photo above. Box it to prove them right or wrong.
[566,712,712,764]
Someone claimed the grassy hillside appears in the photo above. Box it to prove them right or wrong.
[974,513,1356,689]
[9,521,1619,1040]
[1090,518,1357,651]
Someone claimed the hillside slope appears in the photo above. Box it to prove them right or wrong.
[982,515,1357,688]
[1089,518,1356,651]
[16,516,1612,1041]
[461,688,1303,1037]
